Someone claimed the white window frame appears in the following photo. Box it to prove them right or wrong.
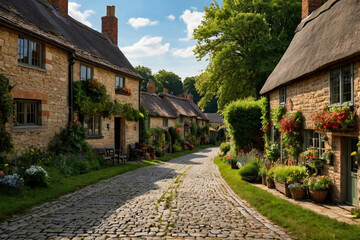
[115,76,125,88]
[329,64,353,106]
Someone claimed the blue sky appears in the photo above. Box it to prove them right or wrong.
[68,0,214,80]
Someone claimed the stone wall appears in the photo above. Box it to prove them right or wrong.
[268,60,360,203]
[73,62,140,153]
[149,117,175,130]
[0,26,69,152]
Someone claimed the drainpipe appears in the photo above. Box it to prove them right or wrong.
[138,79,143,142]
[68,53,75,125]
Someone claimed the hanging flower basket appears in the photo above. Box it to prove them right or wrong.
[115,87,131,95]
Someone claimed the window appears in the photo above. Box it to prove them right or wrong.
[279,87,286,105]
[15,100,40,126]
[304,130,325,156]
[18,37,43,68]
[84,115,102,137]
[147,118,151,130]
[330,64,353,105]
[115,76,125,88]
[163,118,168,127]
[80,65,93,81]
[179,115,183,124]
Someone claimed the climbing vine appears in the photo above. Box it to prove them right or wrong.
[74,79,142,121]
[260,97,271,149]
[0,74,14,154]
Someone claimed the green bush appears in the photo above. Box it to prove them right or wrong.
[168,127,181,144]
[220,142,231,154]
[223,97,263,150]
[155,146,164,157]
[0,73,14,154]
[258,164,267,177]
[266,144,280,162]
[173,143,182,152]
[238,160,261,177]
[273,165,307,183]
[24,165,49,188]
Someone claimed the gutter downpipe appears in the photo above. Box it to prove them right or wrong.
[68,53,75,125]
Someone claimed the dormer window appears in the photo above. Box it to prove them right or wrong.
[279,87,286,105]
[330,64,353,105]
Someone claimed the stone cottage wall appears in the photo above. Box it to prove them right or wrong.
[0,26,69,153]
[73,62,140,153]
[268,59,360,203]
[149,117,175,130]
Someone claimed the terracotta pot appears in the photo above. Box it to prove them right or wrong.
[266,178,275,188]
[230,163,239,169]
[290,187,307,200]
[242,175,257,182]
[309,189,328,203]
[274,180,291,197]
[262,176,267,186]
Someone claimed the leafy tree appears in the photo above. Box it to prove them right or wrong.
[154,70,183,96]
[183,77,201,104]
[135,66,163,93]
[194,0,301,109]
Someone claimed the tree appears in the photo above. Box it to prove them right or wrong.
[135,66,163,93]
[194,0,301,109]
[154,70,183,96]
[183,77,201,104]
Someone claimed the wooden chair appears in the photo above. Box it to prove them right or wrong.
[115,147,128,164]
[129,144,143,161]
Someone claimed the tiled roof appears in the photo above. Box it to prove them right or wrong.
[0,0,142,80]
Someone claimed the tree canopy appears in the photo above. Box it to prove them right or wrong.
[135,66,163,93]
[194,0,301,109]
[183,77,201,104]
[154,70,183,96]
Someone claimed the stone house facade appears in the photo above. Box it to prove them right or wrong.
[0,0,142,154]
[261,0,360,206]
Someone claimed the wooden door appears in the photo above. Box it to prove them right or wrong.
[115,117,121,150]
[346,137,358,206]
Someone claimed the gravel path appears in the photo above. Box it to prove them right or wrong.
[0,147,292,240]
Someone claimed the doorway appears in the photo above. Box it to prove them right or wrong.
[345,137,358,206]
[115,117,122,150]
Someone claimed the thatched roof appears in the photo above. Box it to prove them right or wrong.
[140,92,177,118]
[158,93,209,121]
[205,113,223,123]
[260,0,359,94]
[0,0,142,80]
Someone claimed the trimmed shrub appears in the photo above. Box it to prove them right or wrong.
[223,97,263,150]
[238,160,261,177]
[220,142,231,154]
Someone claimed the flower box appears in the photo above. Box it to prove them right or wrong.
[274,180,291,197]
[262,176,267,186]
[115,87,131,95]
[266,178,275,188]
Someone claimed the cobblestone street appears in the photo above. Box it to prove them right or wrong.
[0,147,292,240]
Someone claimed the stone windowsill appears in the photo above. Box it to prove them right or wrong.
[18,63,47,72]
[86,135,104,140]
[12,125,43,133]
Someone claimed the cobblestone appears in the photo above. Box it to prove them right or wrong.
[1,147,292,239]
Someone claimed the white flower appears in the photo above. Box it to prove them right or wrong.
[25,165,49,178]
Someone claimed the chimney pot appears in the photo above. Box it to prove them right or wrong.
[102,6,118,45]
[163,88,168,94]
[302,0,322,20]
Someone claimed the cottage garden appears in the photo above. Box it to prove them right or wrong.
[218,97,357,205]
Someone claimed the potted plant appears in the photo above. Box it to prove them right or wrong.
[227,155,238,169]
[238,160,260,182]
[258,165,267,186]
[306,174,332,203]
[273,165,292,197]
[266,167,276,188]
[321,149,334,165]
[288,183,307,200]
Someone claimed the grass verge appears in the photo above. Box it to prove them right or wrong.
[0,145,212,222]
[214,156,360,240]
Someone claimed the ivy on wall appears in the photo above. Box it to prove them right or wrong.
[0,74,13,154]
[74,79,142,121]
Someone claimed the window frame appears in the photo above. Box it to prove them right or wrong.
[163,118,168,127]
[279,86,286,105]
[179,115,183,124]
[14,99,41,126]
[115,75,125,88]
[303,130,325,157]
[80,64,93,81]
[17,36,44,69]
[329,63,354,106]
[83,115,102,138]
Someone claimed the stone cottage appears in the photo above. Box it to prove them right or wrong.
[0,0,142,153]
[141,80,209,138]
[260,0,360,206]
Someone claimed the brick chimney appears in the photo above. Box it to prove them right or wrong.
[302,0,322,20]
[163,88,168,94]
[147,80,155,93]
[102,6,118,45]
[47,0,68,16]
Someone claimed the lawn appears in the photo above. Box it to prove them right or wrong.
[0,145,212,222]
[214,156,360,240]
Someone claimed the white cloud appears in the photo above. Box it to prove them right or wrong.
[190,7,198,11]
[121,36,170,58]
[171,46,195,58]
[167,15,176,20]
[127,17,159,29]
[179,9,204,41]
[68,2,95,27]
